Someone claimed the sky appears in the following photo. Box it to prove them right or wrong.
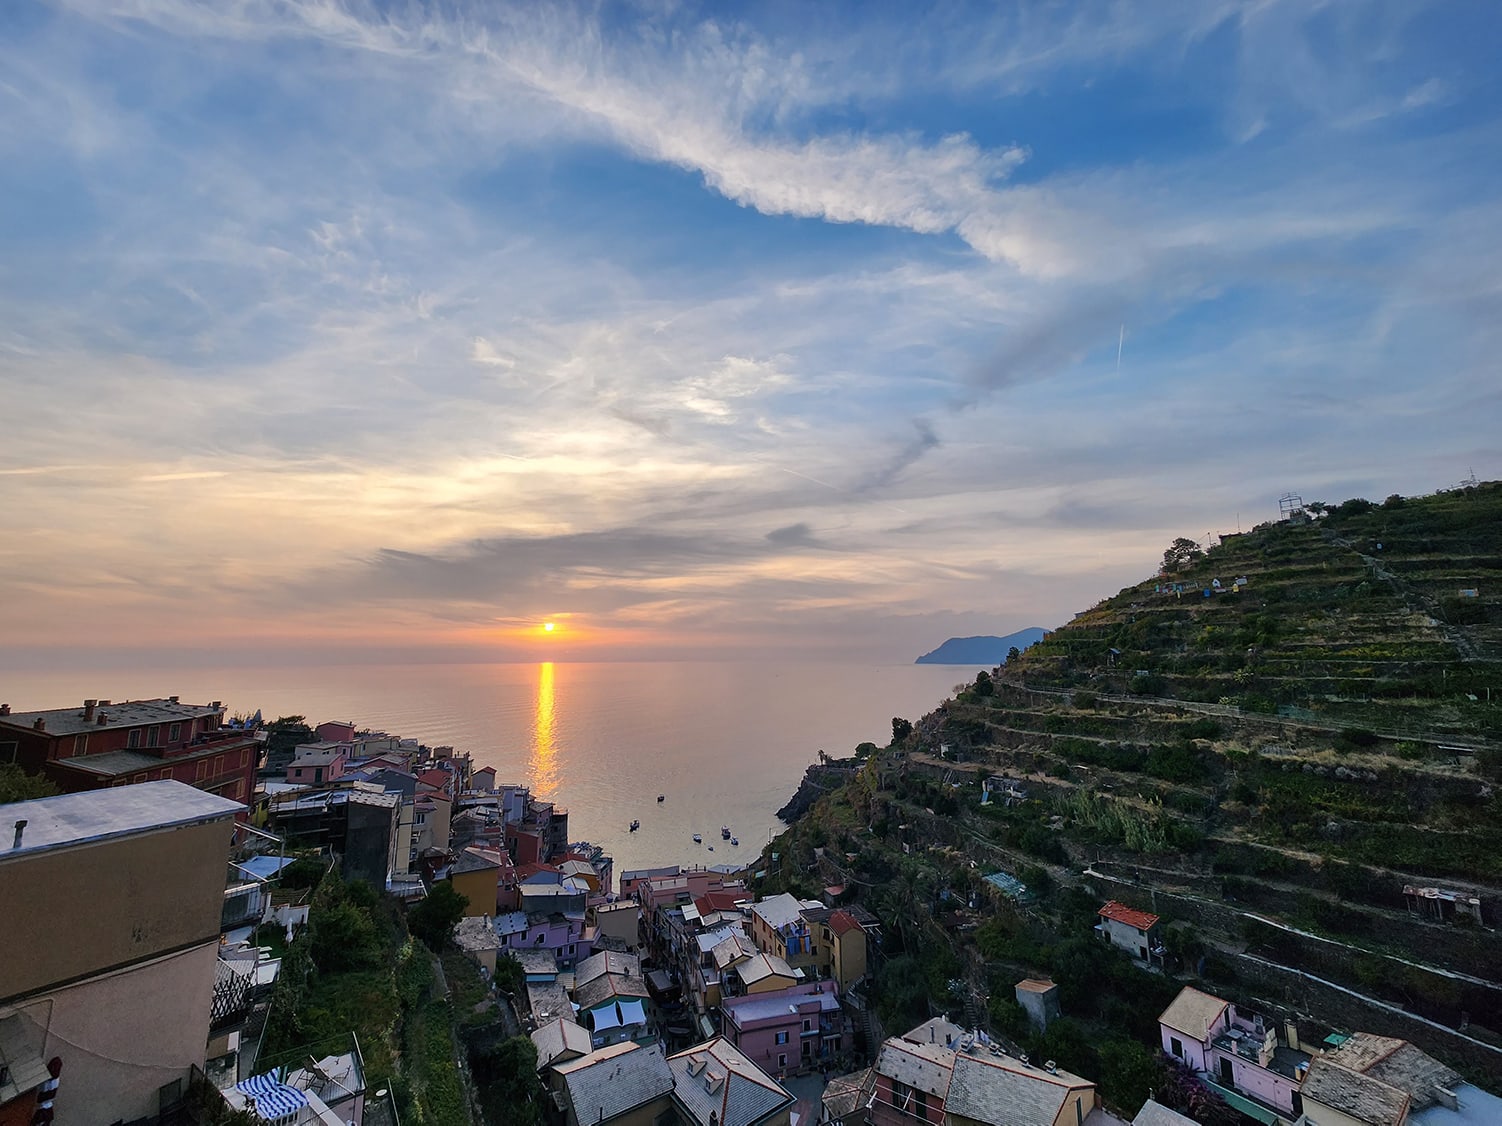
[1,1,1500,666]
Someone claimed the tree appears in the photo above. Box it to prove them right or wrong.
[891,717,913,745]
[974,670,994,697]
[1006,646,1022,664]
[1162,537,1204,574]
[470,1035,545,1125]
[0,764,59,804]
[409,881,468,952]
[1098,1039,1166,1112]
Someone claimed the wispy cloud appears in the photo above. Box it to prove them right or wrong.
[1,0,1498,659]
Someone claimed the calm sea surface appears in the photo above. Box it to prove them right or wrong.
[2,661,975,879]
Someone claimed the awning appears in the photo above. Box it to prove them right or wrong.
[236,1073,309,1119]
[1200,1078,1279,1126]
[591,999,647,1033]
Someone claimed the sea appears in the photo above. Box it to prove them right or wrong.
[2,661,978,880]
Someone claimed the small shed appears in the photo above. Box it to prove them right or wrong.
[1014,978,1061,1030]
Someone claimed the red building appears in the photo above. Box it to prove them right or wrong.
[0,697,260,809]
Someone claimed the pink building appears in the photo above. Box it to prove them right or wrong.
[315,721,357,743]
[1158,986,1310,1119]
[720,980,843,1077]
[285,743,349,785]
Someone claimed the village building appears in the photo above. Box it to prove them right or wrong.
[1095,901,1165,964]
[0,697,259,807]
[1158,985,1309,1123]
[748,893,823,976]
[449,845,508,914]
[719,980,843,1076]
[549,1041,676,1126]
[666,1037,796,1126]
[453,915,504,976]
[531,1016,595,1071]
[869,1025,1109,1126]
[284,742,349,786]
[0,782,243,1126]
[1015,979,1062,1031]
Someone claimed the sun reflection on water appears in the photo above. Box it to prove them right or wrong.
[529,661,558,798]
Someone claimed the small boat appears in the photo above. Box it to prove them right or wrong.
[730,837,739,846]
[629,820,639,832]
[707,845,715,851]
[657,795,665,803]
[720,826,731,839]
[692,833,702,844]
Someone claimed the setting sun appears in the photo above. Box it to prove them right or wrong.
[543,621,556,632]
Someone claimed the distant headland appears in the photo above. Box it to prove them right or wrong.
[914,627,1048,665]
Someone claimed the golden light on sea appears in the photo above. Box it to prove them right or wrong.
[529,660,558,799]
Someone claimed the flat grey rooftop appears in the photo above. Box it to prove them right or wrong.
[0,779,242,859]
[0,698,220,738]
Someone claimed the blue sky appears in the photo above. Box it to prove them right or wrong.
[2,0,1499,663]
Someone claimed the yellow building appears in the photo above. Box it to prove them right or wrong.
[449,846,506,915]
[0,781,242,1126]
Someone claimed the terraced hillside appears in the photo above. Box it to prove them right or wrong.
[762,482,1502,1107]
[1022,482,1502,738]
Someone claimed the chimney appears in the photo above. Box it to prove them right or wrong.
[32,717,45,732]
[1284,1020,1300,1052]
[99,700,110,706]
[169,695,179,704]
[1433,1087,1459,1111]
[212,701,222,711]
[0,703,10,716]
[83,699,97,722]
[13,820,27,849]
[98,712,109,725]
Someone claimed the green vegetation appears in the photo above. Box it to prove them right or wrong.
[770,480,1502,1107]
[259,872,472,1126]
[410,881,468,952]
[0,763,59,803]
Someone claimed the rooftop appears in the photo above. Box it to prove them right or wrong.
[531,1017,594,1069]
[822,1068,873,1120]
[0,780,242,860]
[1098,900,1160,930]
[722,982,839,1026]
[668,1037,794,1126]
[1301,1058,1410,1126]
[0,697,222,738]
[453,916,503,953]
[733,952,798,987]
[945,1050,1093,1126]
[1158,986,1229,1042]
[1133,1100,1198,1126]
[874,1038,955,1099]
[750,892,809,931]
[1328,1033,1461,1111]
[556,1041,674,1123]
[576,949,641,989]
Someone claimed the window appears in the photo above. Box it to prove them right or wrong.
[1170,1037,1183,1058]
[0,741,16,764]
[147,726,160,747]
[128,729,141,749]
[775,1031,788,1045]
[74,734,88,755]
[803,1019,811,1032]
[196,759,208,780]
[778,1054,786,1069]
[168,723,181,741]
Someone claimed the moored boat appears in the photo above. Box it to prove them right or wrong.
[629,819,639,831]
[692,832,702,843]
[720,825,731,839]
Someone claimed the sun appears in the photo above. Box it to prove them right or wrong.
[543,621,556,633]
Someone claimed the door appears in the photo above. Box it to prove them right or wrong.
[1219,1057,1234,1086]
